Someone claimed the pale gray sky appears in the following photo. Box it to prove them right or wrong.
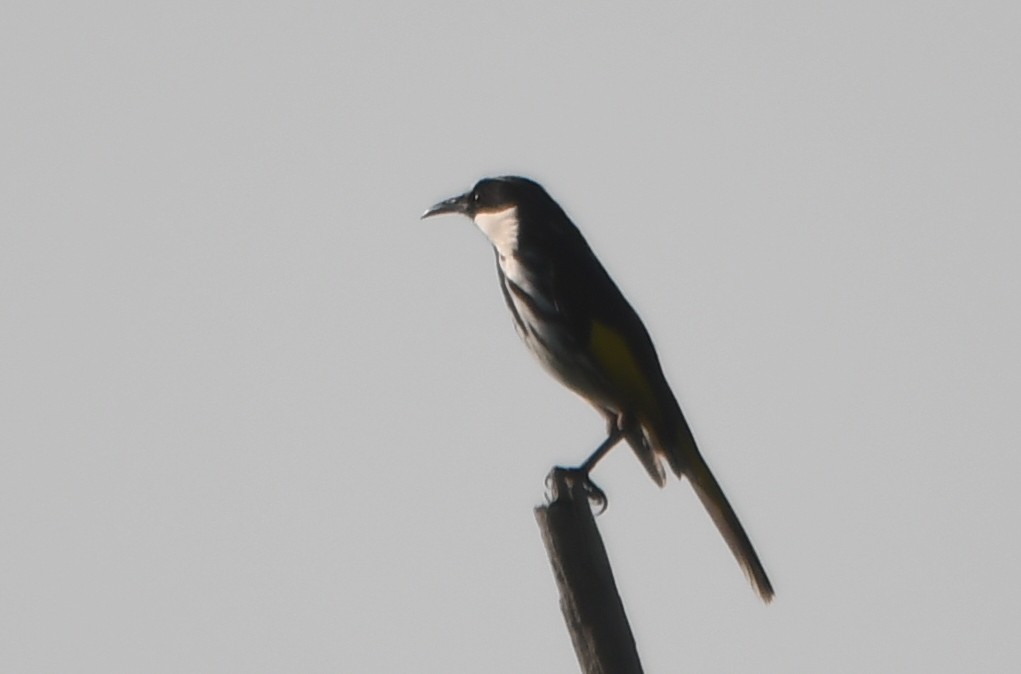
[3,1,1020,672]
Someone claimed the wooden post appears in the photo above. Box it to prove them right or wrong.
[535,468,644,674]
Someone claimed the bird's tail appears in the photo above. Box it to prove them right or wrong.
[681,448,774,602]
[635,396,774,601]
[651,405,774,601]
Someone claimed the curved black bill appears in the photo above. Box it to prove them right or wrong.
[421,193,470,219]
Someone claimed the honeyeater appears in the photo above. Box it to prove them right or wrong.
[422,176,773,602]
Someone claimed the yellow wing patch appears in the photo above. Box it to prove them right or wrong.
[588,321,660,420]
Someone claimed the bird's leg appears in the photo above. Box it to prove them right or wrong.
[579,423,626,474]
[554,421,627,513]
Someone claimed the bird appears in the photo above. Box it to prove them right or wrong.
[422,176,773,602]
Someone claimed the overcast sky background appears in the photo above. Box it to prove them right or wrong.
[3,2,1020,672]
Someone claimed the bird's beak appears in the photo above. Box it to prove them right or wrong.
[421,192,470,219]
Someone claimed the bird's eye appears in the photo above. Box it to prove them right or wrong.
[473,192,481,202]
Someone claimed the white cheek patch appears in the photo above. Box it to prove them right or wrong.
[473,206,519,257]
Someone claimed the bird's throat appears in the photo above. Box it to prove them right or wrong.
[474,206,520,257]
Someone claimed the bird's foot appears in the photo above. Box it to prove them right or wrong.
[546,466,608,514]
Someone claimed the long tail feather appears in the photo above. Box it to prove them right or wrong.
[684,452,774,602]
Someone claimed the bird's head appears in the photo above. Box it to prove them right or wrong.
[422,176,557,255]
[421,176,543,220]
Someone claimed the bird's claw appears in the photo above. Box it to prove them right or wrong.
[546,466,609,515]
[580,477,608,514]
